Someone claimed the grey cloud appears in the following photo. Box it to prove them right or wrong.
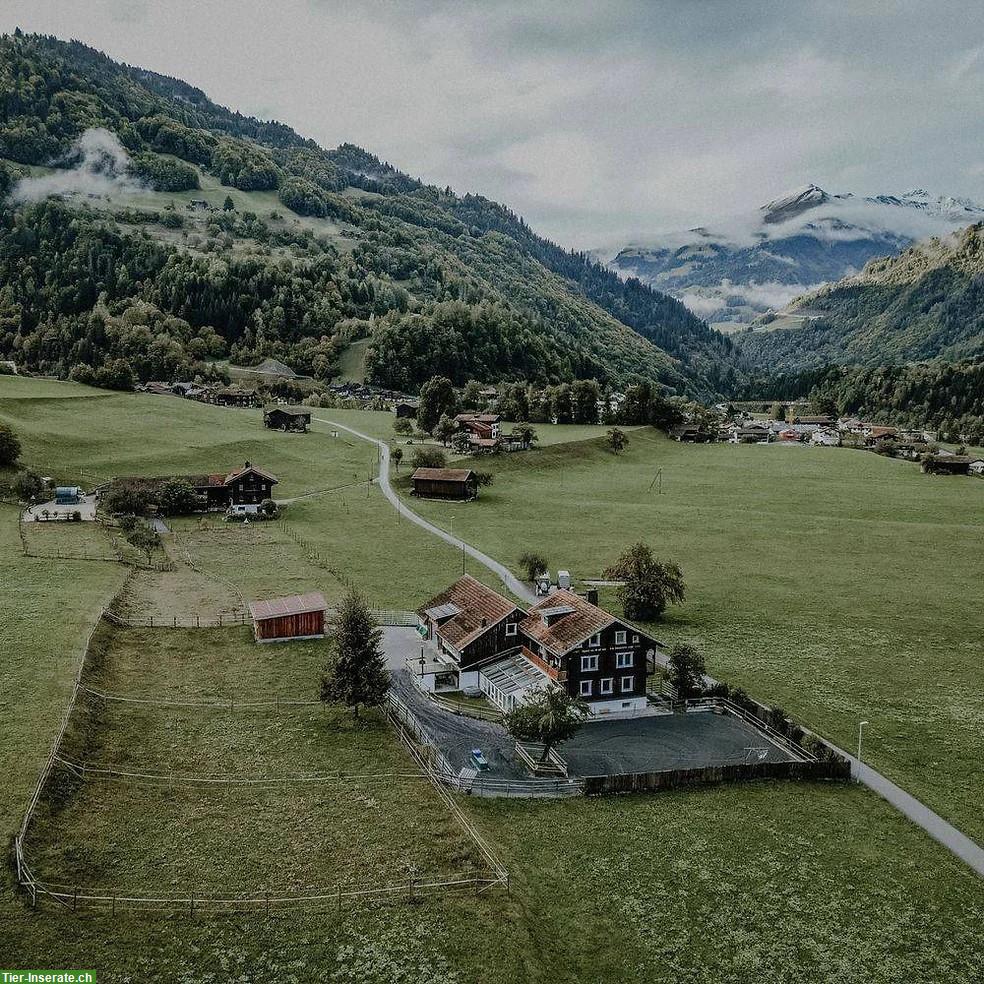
[2,0,982,248]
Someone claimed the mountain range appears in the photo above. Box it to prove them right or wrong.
[0,32,739,399]
[735,220,984,372]
[604,184,984,329]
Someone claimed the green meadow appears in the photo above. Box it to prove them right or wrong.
[1,378,982,982]
[400,429,984,840]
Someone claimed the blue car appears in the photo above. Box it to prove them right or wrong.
[470,748,489,771]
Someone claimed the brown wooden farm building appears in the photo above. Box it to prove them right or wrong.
[248,591,328,642]
[411,467,478,500]
[264,406,312,432]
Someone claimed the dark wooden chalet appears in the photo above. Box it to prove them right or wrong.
[249,591,328,642]
[417,574,526,673]
[921,454,982,476]
[264,405,312,432]
[393,401,419,419]
[209,386,258,408]
[411,467,478,500]
[108,462,278,513]
[519,589,656,714]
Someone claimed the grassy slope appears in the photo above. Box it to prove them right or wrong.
[402,430,984,840]
[2,378,983,981]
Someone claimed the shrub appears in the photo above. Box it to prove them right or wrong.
[0,422,21,466]
[410,447,447,470]
[519,551,548,582]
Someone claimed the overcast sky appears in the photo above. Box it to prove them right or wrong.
[4,0,983,248]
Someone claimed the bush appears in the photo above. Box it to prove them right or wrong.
[278,176,327,217]
[519,551,548,582]
[102,486,152,516]
[410,447,447,470]
[13,468,42,502]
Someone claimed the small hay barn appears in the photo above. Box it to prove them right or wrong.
[411,467,478,500]
[249,592,328,642]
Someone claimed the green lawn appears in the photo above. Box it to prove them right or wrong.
[401,430,984,840]
[3,379,984,982]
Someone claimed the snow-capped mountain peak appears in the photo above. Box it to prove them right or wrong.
[760,183,835,222]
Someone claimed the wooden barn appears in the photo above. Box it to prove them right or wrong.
[264,405,312,432]
[411,467,478,500]
[248,592,328,642]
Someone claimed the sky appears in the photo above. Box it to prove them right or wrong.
[3,0,984,249]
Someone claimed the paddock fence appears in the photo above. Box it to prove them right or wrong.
[101,607,418,629]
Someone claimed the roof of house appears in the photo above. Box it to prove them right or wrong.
[264,405,311,416]
[224,462,279,485]
[249,591,328,621]
[416,574,520,651]
[519,589,616,656]
[411,468,475,482]
[455,413,501,423]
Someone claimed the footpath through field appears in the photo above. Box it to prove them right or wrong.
[314,416,984,878]
[312,416,536,605]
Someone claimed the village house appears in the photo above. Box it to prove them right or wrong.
[263,405,312,432]
[454,412,502,450]
[727,422,772,444]
[669,424,713,443]
[411,467,479,500]
[415,575,658,716]
[207,385,258,408]
[922,454,984,476]
[810,428,841,446]
[393,401,419,419]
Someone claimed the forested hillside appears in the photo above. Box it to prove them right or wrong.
[736,223,984,371]
[0,32,740,397]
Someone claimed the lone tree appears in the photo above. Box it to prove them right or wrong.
[604,543,686,621]
[417,375,458,433]
[434,413,457,447]
[606,427,628,454]
[519,551,548,583]
[512,422,538,449]
[320,590,390,719]
[666,644,706,701]
[223,195,235,211]
[504,686,588,763]
[0,422,21,466]
[13,469,43,503]
[391,447,404,472]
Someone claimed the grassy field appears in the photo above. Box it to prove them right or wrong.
[3,378,984,981]
[400,430,984,840]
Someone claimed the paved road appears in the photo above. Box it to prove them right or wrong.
[315,416,984,878]
[312,416,536,605]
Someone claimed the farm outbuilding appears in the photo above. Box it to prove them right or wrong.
[248,592,328,642]
[263,406,312,432]
[411,468,478,500]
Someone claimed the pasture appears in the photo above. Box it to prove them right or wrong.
[2,378,983,982]
[400,430,984,839]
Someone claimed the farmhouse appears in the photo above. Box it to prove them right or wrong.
[454,413,502,450]
[415,576,657,716]
[728,422,772,444]
[110,462,278,514]
[922,454,983,476]
[670,424,712,443]
[208,385,257,408]
[393,401,419,419]
[811,428,841,446]
[411,467,478,500]
[249,591,328,642]
[263,405,312,432]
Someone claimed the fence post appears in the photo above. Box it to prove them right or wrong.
[219,614,223,628]
[408,877,415,902]
[73,885,78,912]
[189,894,194,917]
[196,615,200,628]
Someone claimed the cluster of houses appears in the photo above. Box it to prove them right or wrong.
[137,380,260,408]
[414,574,658,717]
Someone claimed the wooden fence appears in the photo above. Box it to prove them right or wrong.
[102,608,417,629]
[582,758,851,796]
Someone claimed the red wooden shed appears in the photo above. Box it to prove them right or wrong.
[248,592,328,642]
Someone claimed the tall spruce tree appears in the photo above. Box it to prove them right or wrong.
[320,590,390,718]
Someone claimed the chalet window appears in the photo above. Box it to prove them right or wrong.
[505,622,517,637]
[580,679,593,697]
[616,652,634,669]
[632,635,639,644]
[615,630,627,645]
[581,654,599,672]
[587,633,601,648]
[600,677,613,695]
[620,675,634,693]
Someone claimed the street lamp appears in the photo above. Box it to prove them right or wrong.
[857,720,869,763]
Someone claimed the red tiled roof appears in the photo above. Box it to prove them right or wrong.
[520,589,615,656]
[249,592,327,621]
[416,574,520,650]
